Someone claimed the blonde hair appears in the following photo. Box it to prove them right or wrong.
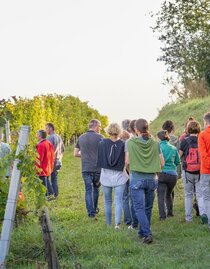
[106,123,122,136]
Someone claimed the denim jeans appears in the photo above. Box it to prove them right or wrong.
[102,184,126,226]
[200,174,210,225]
[50,169,59,197]
[157,172,177,219]
[123,179,138,226]
[82,172,100,217]
[39,176,54,196]
[183,171,205,221]
[130,172,157,237]
[123,180,132,224]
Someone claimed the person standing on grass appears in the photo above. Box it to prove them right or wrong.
[198,113,210,228]
[74,119,103,219]
[124,119,139,230]
[157,130,180,220]
[180,121,207,223]
[36,130,55,197]
[126,119,164,244]
[46,123,65,198]
[97,123,128,228]
[179,116,200,216]
[121,119,133,226]
[162,120,180,202]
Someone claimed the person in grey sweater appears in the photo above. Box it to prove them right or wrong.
[46,123,65,197]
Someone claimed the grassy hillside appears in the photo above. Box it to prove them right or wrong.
[150,96,210,135]
[5,147,210,269]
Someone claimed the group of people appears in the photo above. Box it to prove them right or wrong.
[35,123,65,199]
[74,113,210,244]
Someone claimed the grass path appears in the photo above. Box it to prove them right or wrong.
[7,147,210,269]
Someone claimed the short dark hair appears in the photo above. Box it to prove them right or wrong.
[187,121,201,134]
[46,123,55,131]
[162,120,174,133]
[204,112,210,125]
[37,130,47,139]
[157,130,170,141]
[121,119,131,131]
[89,119,101,129]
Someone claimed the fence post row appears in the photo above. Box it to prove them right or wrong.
[0,125,30,269]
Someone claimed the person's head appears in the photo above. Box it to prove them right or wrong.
[106,123,122,138]
[45,123,55,135]
[157,130,170,141]
[187,120,201,135]
[162,120,174,134]
[135,118,151,140]
[129,120,136,135]
[184,117,195,133]
[88,119,102,133]
[203,112,210,129]
[121,119,131,132]
[36,130,47,141]
[119,130,130,141]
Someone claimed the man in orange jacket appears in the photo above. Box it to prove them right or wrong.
[198,112,210,227]
[36,130,55,197]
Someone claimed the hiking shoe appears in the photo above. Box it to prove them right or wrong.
[115,225,121,229]
[142,235,153,244]
[128,225,137,230]
[95,208,100,214]
[47,196,56,201]
[200,214,208,224]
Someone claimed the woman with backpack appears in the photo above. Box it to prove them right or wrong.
[97,123,128,229]
[125,119,164,244]
[157,130,180,220]
[179,120,207,223]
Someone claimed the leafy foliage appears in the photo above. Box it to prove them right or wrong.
[0,94,108,143]
[151,0,210,98]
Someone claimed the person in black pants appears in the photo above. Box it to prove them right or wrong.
[157,130,181,220]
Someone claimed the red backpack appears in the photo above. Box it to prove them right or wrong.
[184,137,200,173]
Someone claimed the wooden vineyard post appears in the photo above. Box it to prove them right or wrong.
[40,207,60,269]
[0,125,30,269]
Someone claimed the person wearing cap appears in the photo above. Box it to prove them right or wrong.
[157,130,180,220]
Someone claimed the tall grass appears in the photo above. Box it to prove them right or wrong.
[150,96,210,135]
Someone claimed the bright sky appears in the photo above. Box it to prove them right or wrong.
[0,0,170,123]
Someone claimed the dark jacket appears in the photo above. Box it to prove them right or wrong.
[97,138,125,171]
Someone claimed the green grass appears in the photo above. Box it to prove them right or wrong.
[5,146,210,269]
[150,96,210,135]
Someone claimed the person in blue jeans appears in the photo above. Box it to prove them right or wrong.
[74,119,103,218]
[97,123,128,228]
[121,119,139,229]
[126,119,164,244]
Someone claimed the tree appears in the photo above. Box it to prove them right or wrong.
[151,0,210,98]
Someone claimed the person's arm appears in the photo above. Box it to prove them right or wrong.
[74,148,81,158]
[175,149,181,166]
[159,153,165,168]
[198,134,210,167]
[125,152,130,172]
